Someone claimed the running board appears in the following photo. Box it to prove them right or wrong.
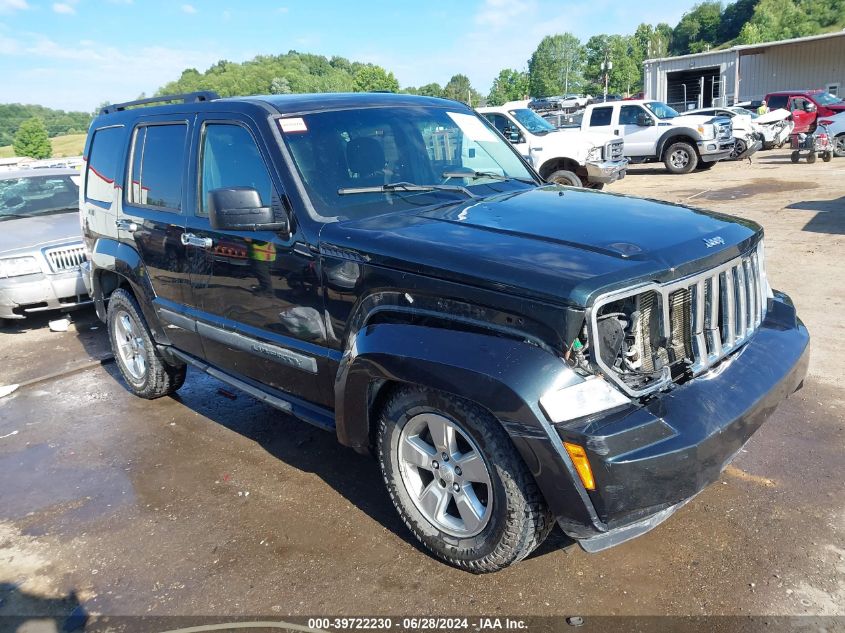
[167,347,336,433]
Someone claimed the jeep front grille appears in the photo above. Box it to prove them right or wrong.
[44,244,86,273]
[589,242,769,397]
[604,139,624,161]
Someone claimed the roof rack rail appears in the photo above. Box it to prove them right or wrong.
[99,91,220,115]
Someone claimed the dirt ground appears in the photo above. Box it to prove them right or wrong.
[0,149,843,629]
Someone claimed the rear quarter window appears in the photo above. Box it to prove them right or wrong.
[85,126,124,204]
[767,95,788,110]
[589,107,613,127]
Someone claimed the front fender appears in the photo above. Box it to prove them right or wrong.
[334,323,603,536]
[656,127,702,157]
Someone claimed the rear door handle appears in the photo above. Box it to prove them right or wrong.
[115,219,138,233]
[181,233,213,249]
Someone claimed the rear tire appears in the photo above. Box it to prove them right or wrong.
[377,386,554,573]
[790,151,800,164]
[807,152,817,164]
[546,169,582,188]
[663,142,698,174]
[107,288,186,399]
[822,151,832,163]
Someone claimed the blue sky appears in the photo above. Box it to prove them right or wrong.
[0,0,700,112]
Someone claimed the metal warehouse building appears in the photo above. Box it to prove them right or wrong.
[643,30,845,110]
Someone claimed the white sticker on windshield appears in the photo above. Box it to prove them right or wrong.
[279,117,308,133]
[447,112,498,143]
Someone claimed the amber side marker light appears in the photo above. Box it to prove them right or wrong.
[563,441,596,491]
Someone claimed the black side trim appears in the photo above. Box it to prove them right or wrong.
[168,348,335,432]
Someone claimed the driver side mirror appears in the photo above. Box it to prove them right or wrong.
[636,113,654,127]
[208,187,290,234]
[505,126,524,143]
[804,102,817,113]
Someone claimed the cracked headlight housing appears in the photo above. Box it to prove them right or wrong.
[587,146,602,161]
[0,256,41,278]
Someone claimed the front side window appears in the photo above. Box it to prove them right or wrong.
[0,174,79,221]
[85,126,123,204]
[127,123,187,211]
[589,107,613,127]
[281,106,535,222]
[619,105,646,126]
[200,124,274,216]
[483,113,511,135]
[790,97,809,112]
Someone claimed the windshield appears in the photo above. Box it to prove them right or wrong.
[730,107,759,119]
[644,101,680,119]
[281,106,536,221]
[814,92,843,106]
[0,174,79,221]
[508,108,557,135]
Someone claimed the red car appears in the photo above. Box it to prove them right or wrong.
[764,90,845,133]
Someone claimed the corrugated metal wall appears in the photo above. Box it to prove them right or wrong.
[644,33,845,104]
[738,37,845,100]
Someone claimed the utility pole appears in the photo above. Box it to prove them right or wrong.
[601,51,612,101]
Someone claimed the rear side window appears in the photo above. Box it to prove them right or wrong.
[85,126,123,204]
[767,95,788,110]
[589,107,613,127]
[127,123,187,211]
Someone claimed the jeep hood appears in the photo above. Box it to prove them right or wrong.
[319,186,761,307]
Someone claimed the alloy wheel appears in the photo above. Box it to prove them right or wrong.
[397,412,493,537]
[114,309,147,381]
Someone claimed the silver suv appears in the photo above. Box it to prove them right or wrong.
[0,168,90,324]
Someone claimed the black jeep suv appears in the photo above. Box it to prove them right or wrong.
[80,91,809,573]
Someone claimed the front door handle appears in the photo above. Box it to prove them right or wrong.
[115,219,138,233]
[181,233,213,249]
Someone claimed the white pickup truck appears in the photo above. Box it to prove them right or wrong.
[477,105,628,189]
[577,100,735,174]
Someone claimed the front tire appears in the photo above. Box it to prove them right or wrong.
[663,141,698,174]
[107,288,186,399]
[377,386,553,573]
[730,138,747,160]
[834,134,845,158]
[822,151,832,163]
[807,151,817,164]
[696,160,717,171]
[791,151,800,163]
[546,169,583,187]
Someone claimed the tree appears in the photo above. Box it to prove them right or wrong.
[13,118,52,159]
[584,35,643,97]
[416,82,444,98]
[528,33,585,97]
[352,64,400,92]
[737,0,841,43]
[270,77,292,94]
[671,2,724,54]
[442,74,483,106]
[719,0,760,41]
[487,69,529,106]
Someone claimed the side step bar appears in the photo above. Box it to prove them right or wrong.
[167,347,336,433]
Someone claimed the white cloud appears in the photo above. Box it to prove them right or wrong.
[222,9,231,20]
[0,33,19,54]
[0,0,28,14]
[52,3,76,14]
[276,6,288,13]
[181,4,197,14]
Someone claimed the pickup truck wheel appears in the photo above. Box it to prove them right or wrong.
[107,288,186,399]
[546,170,582,187]
[834,134,845,158]
[377,386,554,573]
[663,142,698,174]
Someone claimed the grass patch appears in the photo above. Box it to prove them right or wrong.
[0,133,86,160]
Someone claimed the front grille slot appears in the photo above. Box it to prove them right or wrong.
[605,139,624,161]
[591,244,768,397]
[44,245,86,273]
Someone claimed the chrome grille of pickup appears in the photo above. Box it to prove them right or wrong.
[590,242,769,397]
[604,139,624,161]
[716,121,733,141]
[44,244,86,273]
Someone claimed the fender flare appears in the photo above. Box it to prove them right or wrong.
[656,127,701,159]
[90,237,170,344]
[334,322,602,535]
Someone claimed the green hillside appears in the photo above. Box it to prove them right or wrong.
[0,133,86,159]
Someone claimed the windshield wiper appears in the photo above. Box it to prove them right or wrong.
[338,181,477,198]
[442,169,535,185]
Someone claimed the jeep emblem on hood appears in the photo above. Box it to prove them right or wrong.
[703,236,725,248]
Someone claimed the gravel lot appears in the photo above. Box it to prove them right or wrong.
[1,149,843,627]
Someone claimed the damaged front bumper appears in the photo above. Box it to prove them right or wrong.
[585,158,629,184]
[552,291,809,551]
